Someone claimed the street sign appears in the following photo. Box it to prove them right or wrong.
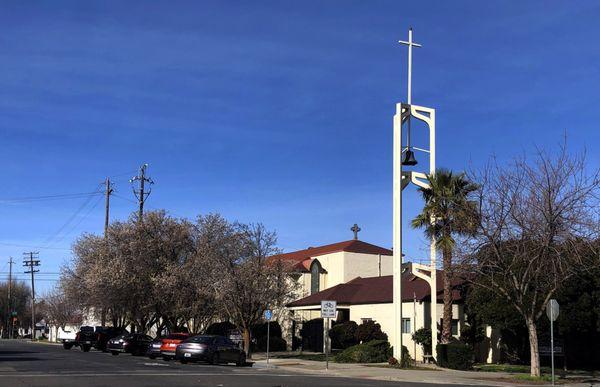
[546,299,559,321]
[321,300,337,319]
[546,299,559,386]
[264,309,273,321]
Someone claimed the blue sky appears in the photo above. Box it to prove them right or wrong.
[1,1,599,292]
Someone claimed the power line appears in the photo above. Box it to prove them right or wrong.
[0,191,102,204]
[46,194,103,247]
[0,242,70,251]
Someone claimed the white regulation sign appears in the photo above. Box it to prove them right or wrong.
[321,300,337,319]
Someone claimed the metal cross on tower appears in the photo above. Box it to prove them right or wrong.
[351,223,361,240]
[398,28,421,105]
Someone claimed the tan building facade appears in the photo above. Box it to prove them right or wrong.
[270,239,467,361]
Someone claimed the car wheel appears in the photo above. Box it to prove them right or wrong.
[63,343,73,350]
[210,351,220,365]
[236,352,246,367]
[82,345,91,352]
[180,359,188,364]
[111,351,119,356]
[162,356,171,361]
[148,355,156,359]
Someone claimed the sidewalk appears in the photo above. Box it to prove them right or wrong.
[250,354,594,387]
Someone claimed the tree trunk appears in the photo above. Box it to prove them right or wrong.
[442,247,453,343]
[526,317,541,377]
[242,327,251,358]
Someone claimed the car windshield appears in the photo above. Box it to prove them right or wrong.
[115,334,130,340]
[184,336,214,344]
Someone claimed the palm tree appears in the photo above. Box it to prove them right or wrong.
[411,169,478,344]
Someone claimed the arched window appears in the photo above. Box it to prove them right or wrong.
[310,260,322,294]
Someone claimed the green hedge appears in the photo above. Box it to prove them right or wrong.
[329,321,358,349]
[335,339,392,363]
[436,343,474,370]
[255,336,287,352]
[355,320,388,343]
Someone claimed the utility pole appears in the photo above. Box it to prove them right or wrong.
[23,252,40,341]
[7,257,13,339]
[104,177,113,237]
[130,163,154,221]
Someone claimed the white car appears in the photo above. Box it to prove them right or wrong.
[57,327,78,349]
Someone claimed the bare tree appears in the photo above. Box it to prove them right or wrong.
[199,215,294,356]
[42,286,82,330]
[460,145,600,376]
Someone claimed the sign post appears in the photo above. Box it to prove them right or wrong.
[546,299,559,386]
[264,309,273,368]
[321,300,337,371]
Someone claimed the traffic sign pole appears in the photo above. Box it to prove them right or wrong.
[325,318,329,371]
[320,301,336,371]
[546,299,559,386]
[550,309,555,386]
[264,309,273,368]
[267,319,270,367]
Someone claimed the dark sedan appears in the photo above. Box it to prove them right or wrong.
[146,337,163,359]
[175,335,246,366]
[107,333,153,356]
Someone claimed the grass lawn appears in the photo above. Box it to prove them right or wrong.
[473,363,600,385]
[474,364,552,374]
[272,353,329,361]
[365,364,438,371]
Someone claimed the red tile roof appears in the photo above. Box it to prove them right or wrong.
[287,270,464,307]
[269,240,392,272]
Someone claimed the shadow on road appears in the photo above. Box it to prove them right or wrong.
[0,356,41,362]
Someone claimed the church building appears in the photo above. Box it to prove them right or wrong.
[270,237,467,361]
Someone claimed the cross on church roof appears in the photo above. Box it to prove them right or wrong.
[351,223,361,240]
[398,28,421,105]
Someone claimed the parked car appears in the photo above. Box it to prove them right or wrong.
[75,326,97,352]
[96,327,129,352]
[146,337,164,359]
[175,335,246,366]
[58,327,77,350]
[160,333,190,360]
[107,333,153,356]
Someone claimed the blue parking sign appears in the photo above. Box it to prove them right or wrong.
[264,309,273,321]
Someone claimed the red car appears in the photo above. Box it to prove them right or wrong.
[160,333,190,360]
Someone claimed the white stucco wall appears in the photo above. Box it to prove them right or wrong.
[348,302,463,361]
[342,252,393,281]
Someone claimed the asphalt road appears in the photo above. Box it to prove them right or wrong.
[0,340,455,387]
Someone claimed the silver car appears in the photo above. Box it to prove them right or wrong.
[175,335,246,366]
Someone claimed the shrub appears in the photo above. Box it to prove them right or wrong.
[205,321,236,337]
[388,346,413,368]
[299,318,323,352]
[335,339,392,363]
[399,345,413,368]
[329,321,358,349]
[355,320,388,343]
[436,343,474,370]
[255,336,287,352]
[412,327,432,355]
[252,321,282,339]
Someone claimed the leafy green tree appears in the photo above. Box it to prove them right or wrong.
[412,327,432,355]
[412,169,478,343]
